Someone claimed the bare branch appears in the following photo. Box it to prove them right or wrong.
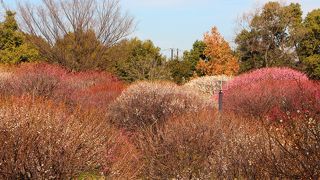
[17,0,134,46]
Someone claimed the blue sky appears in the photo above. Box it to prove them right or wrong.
[120,0,320,53]
[3,0,320,54]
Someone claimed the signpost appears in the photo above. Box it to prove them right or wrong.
[218,89,223,112]
[218,78,223,112]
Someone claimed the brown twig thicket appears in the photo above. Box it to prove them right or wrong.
[0,96,138,179]
[133,110,320,179]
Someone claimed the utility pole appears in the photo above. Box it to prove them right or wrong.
[171,48,174,61]
[176,48,179,61]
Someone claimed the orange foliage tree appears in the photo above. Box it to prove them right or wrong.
[196,27,239,76]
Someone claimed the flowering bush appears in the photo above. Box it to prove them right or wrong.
[108,81,212,131]
[70,83,125,109]
[183,75,232,97]
[0,96,136,179]
[8,63,68,98]
[65,71,120,90]
[225,67,309,91]
[223,67,320,121]
[66,71,125,109]
[0,63,125,109]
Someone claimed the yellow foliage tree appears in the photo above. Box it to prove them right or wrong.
[196,27,239,76]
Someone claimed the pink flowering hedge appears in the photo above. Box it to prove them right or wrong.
[0,63,125,109]
[223,67,320,121]
[66,71,125,108]
[9,63,68,98]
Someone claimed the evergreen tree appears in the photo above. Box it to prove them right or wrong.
[298,9,320,79]
[114,38,170,82]
[0,11,38,64]
[168,40,207,84]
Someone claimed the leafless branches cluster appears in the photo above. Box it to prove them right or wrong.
[16,0,135,70]
[0,96,112,179]
[134,110,320,179]
[18,0,134,47]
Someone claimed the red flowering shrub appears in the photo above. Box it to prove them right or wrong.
[225,67,308,90]
[223,67,320,121]
[0,63,125,109]
[7,63,69,98]
[71,84,125,109]
[66,71,125,109]
[65,71,120,90]
[0,96,138,179]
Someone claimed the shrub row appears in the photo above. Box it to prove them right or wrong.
[0,63,125,109]
[2,97,317,179]
[223,67,320,121]
[0,65,318,179]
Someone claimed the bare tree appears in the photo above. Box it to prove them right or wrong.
[17,0,135,70]
[18,0,134,46]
